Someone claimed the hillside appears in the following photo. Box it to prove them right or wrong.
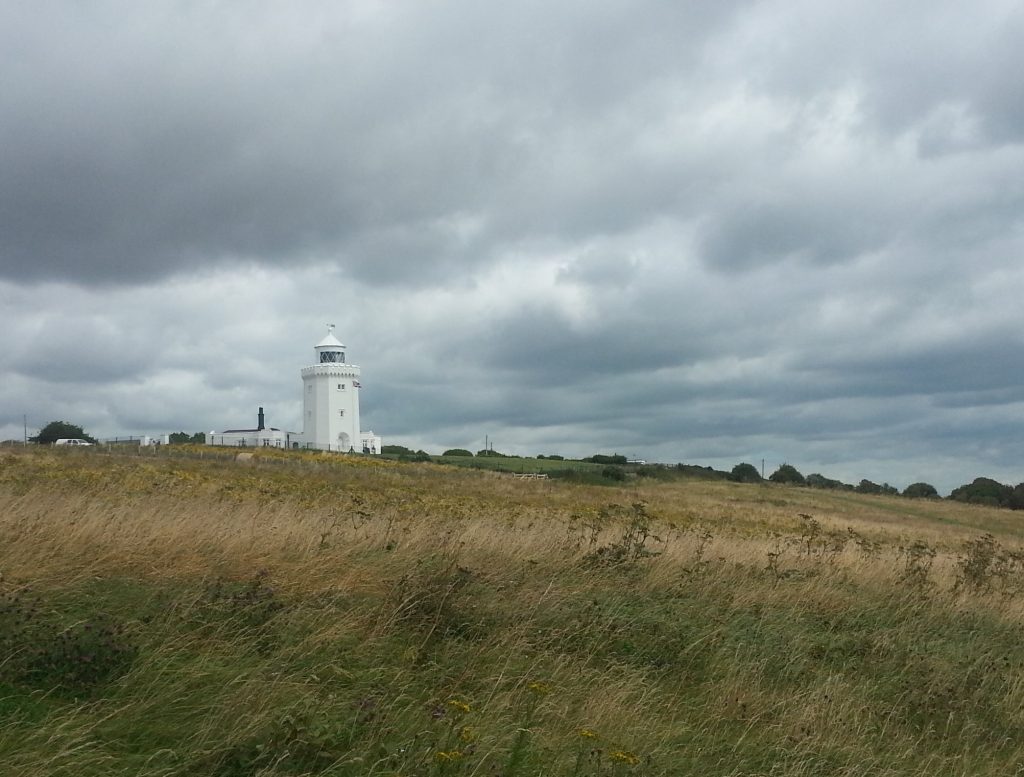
[2,447,1023,776]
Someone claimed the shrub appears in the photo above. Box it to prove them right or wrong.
[31,420,97,445]
[168,432,205,444]
[674,463,730,480]
[769,464,805,485]
[806,473,848,490]
[442,449,474,457]
[1010,484,1024,510]
[728,463,762,483]
[584,454,627,465]
[903,482,939,499]
[634,464,675,481]
[855,480,898,495]
[584,503,659,565]
[601,465,627,481]
[950,477,1013,507]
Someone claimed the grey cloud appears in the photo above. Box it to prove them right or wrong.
[730,2,1024,146]
[3,1,1024,498]
[696,196,890,270]
[0,1,759,287]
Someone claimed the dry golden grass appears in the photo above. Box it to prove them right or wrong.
[3,447,1024,776]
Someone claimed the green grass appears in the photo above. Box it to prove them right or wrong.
[426,453,607,474]
[2,448,1024,775]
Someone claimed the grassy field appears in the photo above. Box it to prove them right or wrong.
[2,446,1024,776]
[389,453,609,475]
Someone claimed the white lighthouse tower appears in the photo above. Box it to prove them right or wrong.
[300,326,364,452]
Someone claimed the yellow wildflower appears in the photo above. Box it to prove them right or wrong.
[447,699,471,715]
[577,728,599,739]
[609,750,640,765]
[527,681,551,696]
[434,750,463,762]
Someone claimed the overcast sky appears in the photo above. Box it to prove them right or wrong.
[3,1,1023,494]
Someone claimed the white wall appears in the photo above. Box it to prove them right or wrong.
[300,364,362,451]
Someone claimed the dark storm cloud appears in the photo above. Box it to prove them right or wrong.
[0,1,750,286]
[3,1,1024,494]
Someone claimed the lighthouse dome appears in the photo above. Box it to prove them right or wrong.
[314,326,346,364]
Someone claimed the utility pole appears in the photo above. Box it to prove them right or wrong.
[23,415,28,444]
[761,458,765,479]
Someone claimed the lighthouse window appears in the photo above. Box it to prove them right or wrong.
[337,383,345,390]
[339,410,345,417]
[320,351,343,363]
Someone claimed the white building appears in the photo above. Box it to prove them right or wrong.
[207,327,382,453]
[300,326,382,453]
[205,407,296,449]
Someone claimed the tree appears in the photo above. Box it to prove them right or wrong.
[806,473,848,490]
[584,454,627,465]
[442,448,474,457]
[769,464,805,485]
[168,432,205,444]
[855,480,896,495]
[902,482,939,499]
[1009,483,1024,511]
[31,421,95,445]
[950,477,1013,507]
[381,444,415,455]
[729,462,762,483]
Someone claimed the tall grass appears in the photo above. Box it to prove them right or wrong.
[2,447,1024,775]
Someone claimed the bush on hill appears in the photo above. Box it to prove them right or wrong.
[168,432,205,444]
[31,420,96,445]
[769,463,806,485]
[583,454,628,465]
[476,449,516,458]
[381,444,415,455]
[674,463,730,480]
[950,477,1015,507]
[855,479,899,495]
[406,451,433,462]
[634,464,677,481]
[442,448,474,457]
[728,462,762,483]
[903,482,939,499]
[805,473,850,490]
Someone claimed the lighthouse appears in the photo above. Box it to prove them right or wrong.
[299,325,363,451]
[206,327,382,453]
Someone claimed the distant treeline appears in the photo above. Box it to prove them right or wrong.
[733,462,1024,507]
[949,477,1024,509]
[381,446,1024,509]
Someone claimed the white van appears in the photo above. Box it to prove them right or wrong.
[54,438,93,446]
